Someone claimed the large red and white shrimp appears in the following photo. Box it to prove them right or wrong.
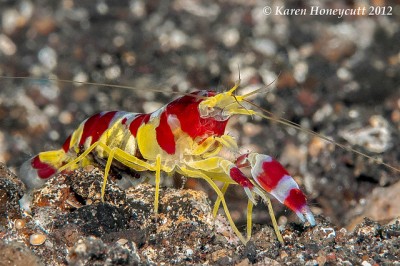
[18,80,317,244]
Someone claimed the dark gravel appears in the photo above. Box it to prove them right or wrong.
[1,163,399,265]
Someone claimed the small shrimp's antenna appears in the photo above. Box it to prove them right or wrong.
[0,75,208,100]
[241,71,281,99]
[237,64,241,96]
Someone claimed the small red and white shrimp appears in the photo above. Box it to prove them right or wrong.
[18,81,315,244]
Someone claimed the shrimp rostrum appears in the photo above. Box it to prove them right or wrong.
[19,82,315,244]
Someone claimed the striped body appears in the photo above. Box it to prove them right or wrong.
[20,90,228,188]
[19,87,315,244]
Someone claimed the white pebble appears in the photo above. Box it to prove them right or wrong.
[0,34,17,55]
[185,248,193,256]
[38,46,57,70]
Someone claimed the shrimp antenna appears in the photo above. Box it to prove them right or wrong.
[0,75,207,99]
[232,94,254,117]
[245,100,400,174]
[237,64,241,96]
[241,71,281,99]
[229,67,253,117]
[3,75,397,173]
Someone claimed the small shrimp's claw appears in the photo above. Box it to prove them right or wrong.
[301,205,316,226]
[238,153,316,226]
[291,204,316,226]
[285,190,316,226]
[229,166,256,204]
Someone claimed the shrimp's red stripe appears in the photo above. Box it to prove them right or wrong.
[128,114,150,137]
[284,188,307,212]
[79,111,118,146]
[230,167,254,188]
[257,159,290,191]
[251,155,309,214]
[31,155,57,179]
[166,93,228,140]
[62,135,71,152]
[151,91,228,154]
[156,111,176,154]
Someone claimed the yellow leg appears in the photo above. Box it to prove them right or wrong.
[265,197,284,244]
[246,198,254,242]
[50,139,258,245]
[180,167,247,244]
[212,183,229,217]
[58,141,152,173]
[154,154,161,214]
[58,142,157,201]
[58,141,103,172]
[104,146,166,213]
[54,138,172,214]
[101,148,116,201]
[109,146,154,170]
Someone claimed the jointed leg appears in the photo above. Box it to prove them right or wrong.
[212,183,229,217]
[102,146,164,214]
[100,144,164,214]
[246,198,254,242]
[236,152,318,244]
[194,154,283,243]
[235,153,285,244]
[59,141,164,210]
[58,142,103,172]
[264,196,283,244]
[187,156,282,242]
[179,167,247,244]
[101,148,116,200]
[186,157,258,203]
[154,154,161,214]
